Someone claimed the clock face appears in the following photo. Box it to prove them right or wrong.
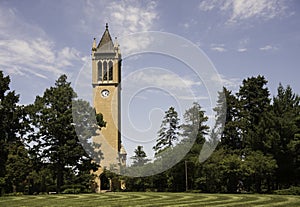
[101,89,110,98]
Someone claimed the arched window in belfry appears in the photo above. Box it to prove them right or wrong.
[97,61,102,81]
[109,61,113,81]
[103,61,107,81]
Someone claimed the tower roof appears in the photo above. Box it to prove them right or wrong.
[97,23,114,52]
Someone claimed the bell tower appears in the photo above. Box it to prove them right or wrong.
[91,24,126,192]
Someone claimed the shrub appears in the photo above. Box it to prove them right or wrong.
[62,188,81,194]
[274,186,300,195]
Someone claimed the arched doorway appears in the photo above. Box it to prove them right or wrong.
[100,174,110,191]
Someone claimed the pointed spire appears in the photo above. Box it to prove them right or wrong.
[114,37,121,55]
[114,37,118,48]
[92,38,97,51]
[97,23,114,52]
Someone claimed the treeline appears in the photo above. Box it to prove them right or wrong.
[1,70,299,195]
[124,75,300,194]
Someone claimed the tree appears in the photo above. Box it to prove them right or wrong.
[219,153,244,193]
[290,115,300,185]
[153,107,180,155]
[181,102,209,145]
[237,75,271,151]
[198,148,225,193]
[242,151,277,193]
[0,71,23,195]
[177,102,209,191]
[28,75,103,193]
[144,103,209,192]
[271,84,300,188]
[4,142,32,193]
[214,87,242,150]
[72,99,106,164]
[131,146,150,167]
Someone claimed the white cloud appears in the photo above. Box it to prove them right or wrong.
[82,0,158,36]
[237,48,247,52]
[131,89,207,101]
[199,0,289,24]
[259,44,278,51]
[81,0,158,55]
[211,74,241,91]
[0,38,83,79]
[56,47,82,68]
[0,6,47,40]
[237,38,249,52]
[0,5,84,80]
[210,44,227,52]
[180,19,197,30]
[111,1,157,34]
[177,95,209,101]
[119,34,154,55]
[228,0,288,23]
[0,39,55,77]
[183,23,190,29]
[128,70,201,90]
[211,47,227,52]
[199,0,220,11]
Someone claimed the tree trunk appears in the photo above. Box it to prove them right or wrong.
[56,164,64,193]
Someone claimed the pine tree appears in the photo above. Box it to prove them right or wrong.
[214,87,242,149]
[271,84,300,187]
[181,102,209,145]
[180,102,209,190]
[153,107,180,156]
[131,146,150,167]
[237,75,271,150]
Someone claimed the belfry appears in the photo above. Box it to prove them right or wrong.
[91,23,126,192]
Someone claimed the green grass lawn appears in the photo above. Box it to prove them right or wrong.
[0,192,299,207]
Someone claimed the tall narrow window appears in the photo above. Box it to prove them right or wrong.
[109,61,113,81]
[103,61,107,81]
[97,61,102,81]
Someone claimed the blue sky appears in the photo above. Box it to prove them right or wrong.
[1,0,300,162]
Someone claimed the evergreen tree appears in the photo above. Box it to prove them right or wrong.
[153,107,180,155]
[180,102,209,191]
[272,84,300,188]
[181,102,209,144]
[214,87,242,150]
[158,103,209,192]
[131,145,150,167]
[237,75,271,151]
[291,115,300,185]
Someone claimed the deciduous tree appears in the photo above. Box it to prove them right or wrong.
[28,75,104,193]
[0,71,23,195]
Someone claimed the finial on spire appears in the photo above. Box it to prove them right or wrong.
[92,37,97,51]
[114,36,118,48]
[106,23,108,29]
